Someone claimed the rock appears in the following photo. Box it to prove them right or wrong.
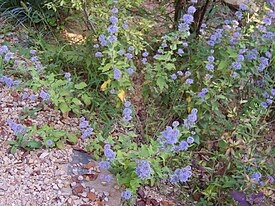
[87,192,97,201]
[0,183,8,191]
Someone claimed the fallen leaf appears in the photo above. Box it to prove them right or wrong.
[83,173,98,181]
[73,185,84,194]
[193,192,201,201]
[117,90,125,103]
[82,162,95,169]
[100,79,111,91]
[87,192,97,201]
[96,199,105,206]
[137,188,145,199]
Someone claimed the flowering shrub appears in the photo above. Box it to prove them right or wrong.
[1,0,274,205]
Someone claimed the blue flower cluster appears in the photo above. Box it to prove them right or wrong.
[136,160,151,180]
[7,119,25,135]
[207,29,223,47]
[0,75,20,88]
[183,108,198,129]
[79,117,93,138]
[121,190,132,200]
[170,166,192,184]
[99,143,116,171]
[198,88,208,100]
[261,89,274,109]
[122,101,132,122]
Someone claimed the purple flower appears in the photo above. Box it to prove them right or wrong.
[170,167,192,184]
[161,126,180,145]
[118,49,125,55]
[30,56,39,62]
[178,48,184,54]
[263,17,272,25]
[251,172,262,183]
[265,51,272,58]
[177,71,183,76]
[93,44,99,48]
[46,139,53,146]
[178,23,190,31]
[80,120,89,128]
[40,90,50,100]
[171,74,177,80]
[107,34,117,44]
[187,136,194,144]
[104,144,116,161]
[110,16,118,24]
[182,14,194,24]
[123,115,132,122]
[207,56,215,62]
[122,20,128,29]
[198,88,208,99]
[30,50,36,55]
[126,67,134,74]
[64,72,71,79]
[206,63,214,71]
[207,40,215,47]
[125,53,133,59]
[22,92,29,99]
[172,121,179,127]
[7,120,25,135]
[266,99,273,105]
[114,68,121,80]
[99,161,110,170]
[107,25,118,33]
[136,160,151,180]
[161,42,167,47]
[111,8,118,13]
[239,3,247,10]
[95,51,102,57]
[237,54,244,61]
[124,101,131,107]
[4,52,14,62]
[186,78,194,84]
[29,94,38,101]
[178,141,189,151]
[191,0,198,3]
[0,45,9,54]
[261,102,268,109]
[231,61,242,70]
[142,51,149,57]
[81,127,93,138]
[123,108,132,115]
[142,58,147,64]
[271,89,275,96]
[121,190,132,200]
[128,46,134,51]
[188,6,196,14]
[182,42,188,47]
[105,175,112,182]
[185,71,191,76]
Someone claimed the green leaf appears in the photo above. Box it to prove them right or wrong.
[75,82,87,90]
[72,98,82,106]
[68,134,78,143]
[81,94,92,106]
[27,140,42,149]
[156,77,167,91]
[59,102,70,113]
[56,140,64,149]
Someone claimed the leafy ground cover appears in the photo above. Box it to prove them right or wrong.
[0,0,274,205]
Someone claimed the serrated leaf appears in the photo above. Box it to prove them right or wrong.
[68,134,78,143]
[27,140,42,149]
[156,77,166,91]
[59,102,70,113]
[56,140,64,149]
[75,82,87,90]
[72,98,82,106]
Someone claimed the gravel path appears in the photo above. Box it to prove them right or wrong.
[0,85,122,206]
